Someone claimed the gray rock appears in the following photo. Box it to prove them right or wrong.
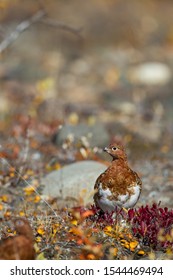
[128,62,171,85]
[41,160,107,208]
[53,123,110,148]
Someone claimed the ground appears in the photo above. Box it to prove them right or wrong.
[0,0,173,259]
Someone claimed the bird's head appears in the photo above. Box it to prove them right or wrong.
[103,143,127,161]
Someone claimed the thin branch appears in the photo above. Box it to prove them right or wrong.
[0,9,83,54]
[0,10,46,54]
[39,18,83,39]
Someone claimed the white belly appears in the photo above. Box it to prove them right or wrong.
[118,185,141,208]
[95,183,140,212]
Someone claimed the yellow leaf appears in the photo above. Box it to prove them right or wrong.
[34,243,40,253]
[54,163,61,170]
[35,236,42,242]
[0,204,3,210]
[69,227,83,236]
[37,227,45,236]
[4,210,11,218]
[71,219,78,226]
[87,254,96,260]
[166,248,173,255]
[1,195,8,202]
[104,225,115,237]
[36,252,47,260]
[10,172,15,178]
[129,240,138,251]
[27,169,34,176]
[19,211,25,217]
[137,250,145,256]
[36,78,55,93]
[51,223,60,235]
[68,112,79,125]
[46,162,61,171]
[34,195,41,203]
[24,186,35,195]
[104,226,113,233]
[121,239,129,249]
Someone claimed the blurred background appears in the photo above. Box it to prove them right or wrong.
[0,0,173,206]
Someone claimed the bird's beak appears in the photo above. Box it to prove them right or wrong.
[103,147,108,152]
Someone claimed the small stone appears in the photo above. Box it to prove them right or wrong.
[128,62,171,85]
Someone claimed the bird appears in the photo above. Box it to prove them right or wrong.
[93,142,142,213]
[0,217,35,260]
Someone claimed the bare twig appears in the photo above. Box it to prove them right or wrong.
[0,10,46,53]
[40,18,83,39]
[0,9,83,54]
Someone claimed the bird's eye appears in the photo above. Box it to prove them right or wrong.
[112,147,117,151]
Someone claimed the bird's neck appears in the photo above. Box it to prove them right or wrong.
[111,157,128,165]
[17,230,33,241]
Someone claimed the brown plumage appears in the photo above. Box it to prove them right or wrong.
[94,143,142,212]
[0,218,35,260]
